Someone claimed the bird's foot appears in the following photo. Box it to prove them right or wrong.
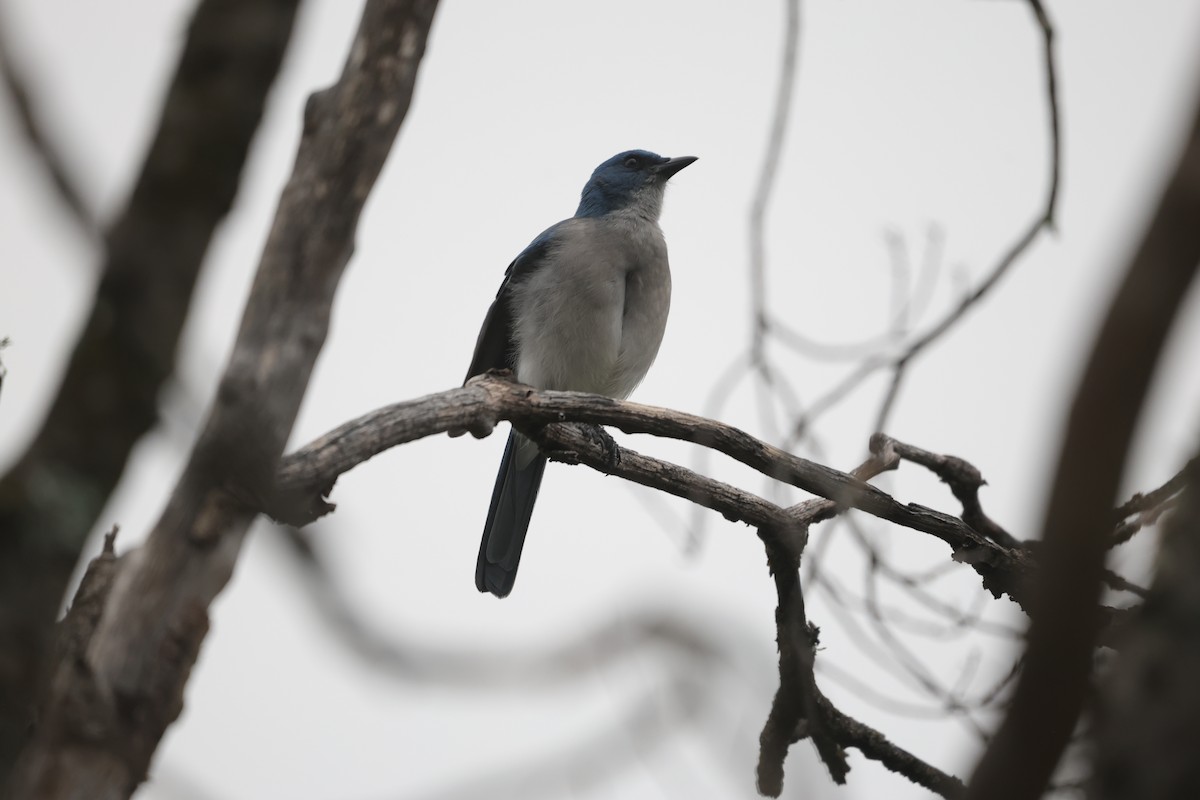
[577,423,621,471]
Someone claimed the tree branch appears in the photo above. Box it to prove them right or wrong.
[4,2,439,797]
[1092,461,1200,799]
[872,0,1060,431]
[0,11,96,238]
[1109,454,1197,547]
[871,434,1021,550]
[964,54,1200,800]
[817,689,966,798]
[789,0,1063,438]
[274,373,1192,795]
[0,0,302,780]
[273,374,1037,610]
[756,529,846,796]
[748,0,801,361]
[273,375,1005,796]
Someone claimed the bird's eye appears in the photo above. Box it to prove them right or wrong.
[623,156,640,168]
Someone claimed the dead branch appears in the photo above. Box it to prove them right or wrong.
[871,0,1060,431]
[1109,455,1197,547]
[964,54,1200,800]
[756,527,846,796]
[1092,462,1200,799]
[748,0,801,362]
[272,374,1037,609]
[275,373,1191,795]
[4,2,439,797]
[278,525,736,687]
[0,0,301,782]
[789,0,1063,438]
[874,434,1147,599]
[0,11,95,238]
[872,434,1021,550]
[817,689,966,798]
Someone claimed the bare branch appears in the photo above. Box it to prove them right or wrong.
[278,524,773,797]
[274,374,1035,610]
[278,526,741,687]
[405,678,705,800]
[1110,494,1181,549]
[271,374,1051,798]
[0,12,96,239]
[756,531,846,796]
[0,336,8,403]
[783,447,900,530]
[1115,457,1198,519]
[873,434,1147,598]
[1109,454,1197,547]
[817,689,966,799]
[0,0,302,782]
[873,0,1059,430]
[748,0,802,360]
[872,434,1021,550]
[4,2,439,797]
[964,49,1200,800]
[1092,466,1200,799]
[791,0,1063,437]
[1028,0,1060,228]
[769,225,946,363]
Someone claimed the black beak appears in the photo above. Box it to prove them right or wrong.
[654,155,698,180]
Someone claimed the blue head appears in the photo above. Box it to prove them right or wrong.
[575,150,698,220]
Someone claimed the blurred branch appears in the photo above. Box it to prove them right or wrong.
[1113,455,1197,519]
[690,0,802,545]
[871,0,1060,431]
[1092,460,1200,799]
[1109,455,1197,548]
[1110,496,1180,550]
[278,524,769,797]
[0,336,9,403]
[1029,0,1061,225]
[277,524,736,687]
[964,55,1200,800]
[0,0,302,781]
[0,11,96,239]
[748,0,801,363]
[788,0,1063,438]
[701,6,1064,751]
[405,678,705,800]
[4,2,439,797]
[769,226,945,363]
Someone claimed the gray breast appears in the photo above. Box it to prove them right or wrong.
[609,218,671,399]
[511,216,671,399]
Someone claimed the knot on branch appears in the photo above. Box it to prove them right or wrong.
[265,482,338,527]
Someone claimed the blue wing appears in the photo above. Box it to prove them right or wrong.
[464,223,565,384]
[468,221,571,596]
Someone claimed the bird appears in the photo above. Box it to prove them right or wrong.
[465,149,697,597]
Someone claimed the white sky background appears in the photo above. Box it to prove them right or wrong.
[3,1,1200,798]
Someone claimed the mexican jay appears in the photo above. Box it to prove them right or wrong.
[465,149,697,597]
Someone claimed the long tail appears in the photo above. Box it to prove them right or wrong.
[476,431,547,597]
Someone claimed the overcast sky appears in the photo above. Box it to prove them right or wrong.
[3,1,1200,798]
